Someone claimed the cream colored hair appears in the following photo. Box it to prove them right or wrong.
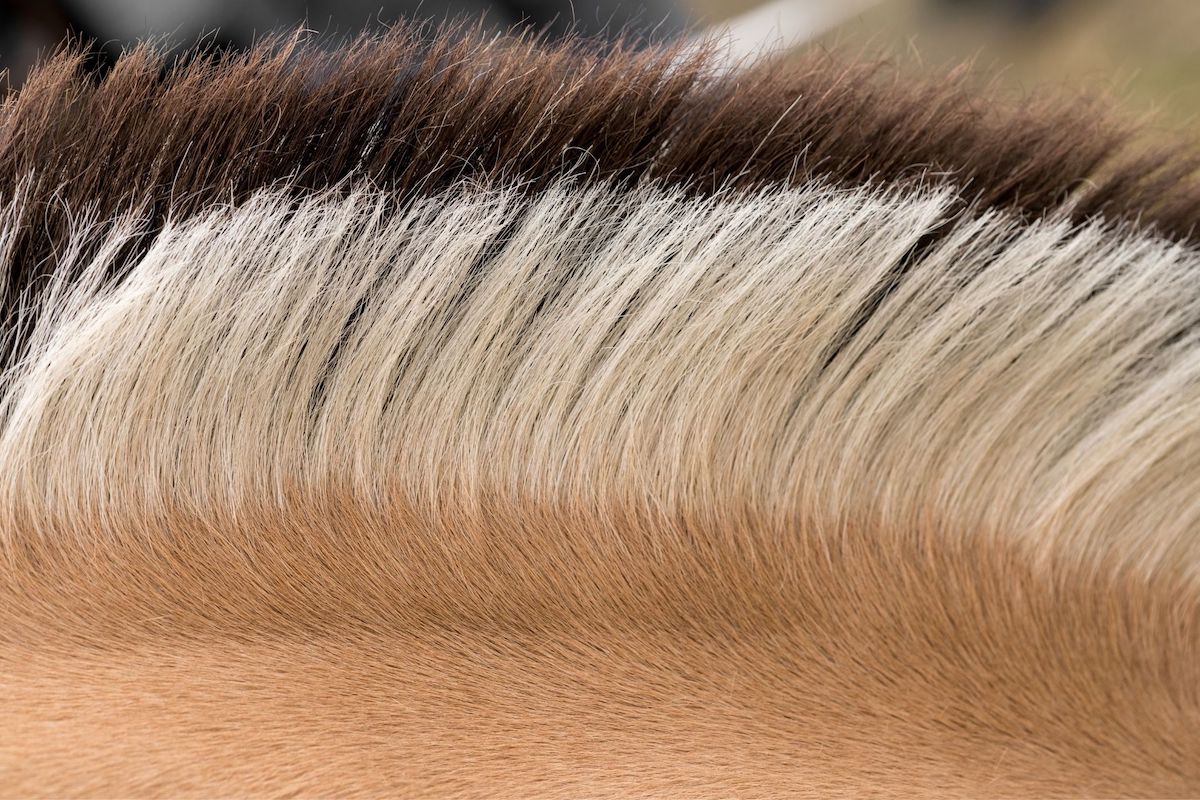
[1,181,1198,796]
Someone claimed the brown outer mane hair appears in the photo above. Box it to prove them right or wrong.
[0,27,1197,362]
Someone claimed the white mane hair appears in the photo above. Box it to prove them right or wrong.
[1,179,1197,796]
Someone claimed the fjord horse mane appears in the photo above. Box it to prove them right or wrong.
[1,27,1198,798]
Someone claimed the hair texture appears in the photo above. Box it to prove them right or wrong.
[1,179,1198,797]
[1,27,1198,366]
[3,25,1200,798]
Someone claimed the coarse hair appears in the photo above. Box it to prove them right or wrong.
[1,178,1197,796]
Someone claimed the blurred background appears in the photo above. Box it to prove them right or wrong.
[0,0,1196,131]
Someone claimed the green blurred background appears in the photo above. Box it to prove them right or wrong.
[695,0,1199,132]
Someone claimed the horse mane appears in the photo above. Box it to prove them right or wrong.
[1,27,1198,798]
